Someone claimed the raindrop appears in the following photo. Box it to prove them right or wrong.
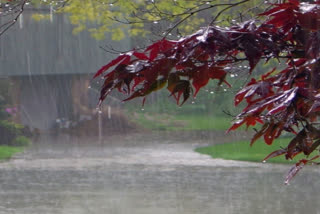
[153,21,158,24]
[191,101,195,104]
[206,2,210,4]
[210,91,214,94]
[109,3,113,6]
[230,74,235,78]
[98,110,102,114]
[88,86,91,89]
[262,160,266,163]
[141,108,145,111]
[223,89,227,92]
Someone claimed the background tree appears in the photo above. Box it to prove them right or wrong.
[92,0,320,184]
[1,0,267,40]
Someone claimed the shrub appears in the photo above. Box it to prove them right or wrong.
[12,136,31,147]
[0,120,26,146]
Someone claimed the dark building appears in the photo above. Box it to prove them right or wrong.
[0,9,131,130]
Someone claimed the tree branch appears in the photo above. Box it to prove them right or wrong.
[0,0,27,37]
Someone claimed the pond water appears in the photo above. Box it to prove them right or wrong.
[0,132,319,214]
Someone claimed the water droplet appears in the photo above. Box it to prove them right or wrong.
[191,101,195,104]
[210,91,214,94]
[153,21,158,24]
[141,108,144,111]
[98,110,102,114]
[223,89,227,92]
[262,160,266,163]
[230,74,235,78]
[88,86,91,89]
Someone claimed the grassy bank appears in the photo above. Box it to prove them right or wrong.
[195,138,316,164]
[0,145,24,160]
[129,112,234,131]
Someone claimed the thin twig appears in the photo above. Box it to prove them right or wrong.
[164,0,251,38]
[210,0,250,25]
[0,0,27,37]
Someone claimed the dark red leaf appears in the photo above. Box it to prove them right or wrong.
[192,65,210,96]
[285,159,307,185]
[133,52,149,60]
[227,119,246,133]
[263,149,287,162]
[250,123,268,146]
[94,55,128,78]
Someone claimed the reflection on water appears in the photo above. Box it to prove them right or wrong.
[0,165,319,214]
[0,133,319,214]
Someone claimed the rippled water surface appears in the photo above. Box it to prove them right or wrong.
[0,132,319,214]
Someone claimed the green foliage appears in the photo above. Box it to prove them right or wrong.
[0,120,23,133]
[31,0,267,40]
[31,13,51,21]
[0,80,31,146]
[12,136,31,147]
[0,120,24,145]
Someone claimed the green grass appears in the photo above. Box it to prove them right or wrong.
[129,112,235,131]
[0,146,24,160]
[195,138,318,164]
[174,115,233,131]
